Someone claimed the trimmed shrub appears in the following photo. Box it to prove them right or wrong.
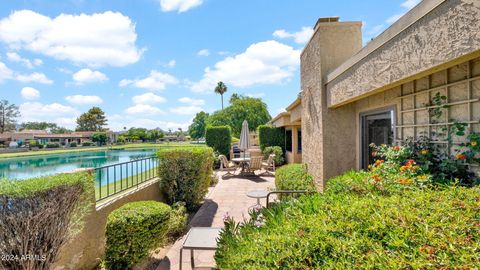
[275,164,316,199]
[262,146,284,166]
[205,126,231,157]
[157,147,213,210]
[215,172,480,269]
[258,125,284,151]
[0,172,94,270]
[46,142,60,148]
[69,141,77,147]
[81,141,94,147]
[105,201,172,269]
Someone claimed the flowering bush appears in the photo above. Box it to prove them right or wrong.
[215,171,480,269]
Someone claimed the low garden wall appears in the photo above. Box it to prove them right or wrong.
[52,177,164,270]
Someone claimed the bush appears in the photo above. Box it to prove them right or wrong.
[157,147,213,210]
[275,164,316,197]
[0,172,94,270]
[81,141,94,147]
[215,171,480,269]
[262,146,284,166]
[205,126,231,157]
[105,201,172,269]
[28,140,38,148]
[258,125,284,151]
[69,142,77,147]
[46,142,60,148]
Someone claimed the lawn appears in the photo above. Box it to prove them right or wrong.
[95,167,157,201]
[0,142,204,159]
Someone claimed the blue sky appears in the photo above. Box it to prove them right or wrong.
[0,0,420,131]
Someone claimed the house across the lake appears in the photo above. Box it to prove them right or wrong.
[0,130,116,146]
[271,0,480,190]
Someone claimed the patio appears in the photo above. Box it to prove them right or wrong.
[155,171,275,270]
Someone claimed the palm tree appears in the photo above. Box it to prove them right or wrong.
[214,81,228,109]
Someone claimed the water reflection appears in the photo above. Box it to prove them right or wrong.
[0,149,156,180]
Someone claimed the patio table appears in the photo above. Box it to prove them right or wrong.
[180,227,222,270]
[246,189,270,207]
[231,157,251,173]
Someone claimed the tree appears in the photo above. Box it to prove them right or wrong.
[206,94,271,137]
[188,111,209,140]
[92,132,108,145]
[21,121,57,131]
[76,107,107,131]
[51,126,73,134]
[0,100,20,133]
[127,128,147,142]
[214,81,228,110]
[146,129,163,142]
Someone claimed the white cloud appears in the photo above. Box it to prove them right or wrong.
[125,104,165,115]
[273,27,313,44]
[6,52,42,69]
[0,62,13,82]
[178,97,204,106]
[119,70,179,91]
[65,94,103,105]
[166,59,176,68]
[159,0,203,13]
[190,40,300,92]
[108,117,190,131]
[197,49,210,57]
[386,13,405,24]
[19,102,79,129]
[246,93,265,98]
[20,87,40,100]
[401,0,421,9]
[0,10,143,67]
[132,92,167,104]
[170,105,203,115]
[72,68,108,84]
[15,72,53,84]
[386,0,421,24]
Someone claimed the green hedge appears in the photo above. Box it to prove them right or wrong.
[105,201,183,269]
[205,126,231,157]
[0,172,94,270]
[46,142,60,148]
[157,147,213,210]
[258,125,284,151]
[275,164,315,193]
[215,171,480,269]
[262,146,284,166]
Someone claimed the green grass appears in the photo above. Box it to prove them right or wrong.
[95,167,158,201]
[0,142,203,159]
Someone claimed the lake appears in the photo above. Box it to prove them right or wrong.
[0,149,157,180]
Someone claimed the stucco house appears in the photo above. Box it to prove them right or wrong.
[271,0,480,190]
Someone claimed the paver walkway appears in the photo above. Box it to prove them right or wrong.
[155,171,275,270]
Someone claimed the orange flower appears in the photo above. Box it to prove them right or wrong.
[455,153,466,160]
[371,174,382,182]
[400,166,407,171]
[375,159,384,165]
[368,164,372,169]
[393,146,401,151]
[406,159,415,165]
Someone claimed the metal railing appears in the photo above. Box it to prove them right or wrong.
[95,157,158,201]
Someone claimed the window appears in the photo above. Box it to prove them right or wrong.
[285,129,292,152]
[297,128,302,153]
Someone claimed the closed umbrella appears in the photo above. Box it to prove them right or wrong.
[238,120,251,159]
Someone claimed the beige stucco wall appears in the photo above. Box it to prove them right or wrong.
[52,179,164,270]
[301,20,363,190]
[301,0,480,189]
[327,0,480,107]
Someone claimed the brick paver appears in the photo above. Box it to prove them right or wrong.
[155,171,275,270]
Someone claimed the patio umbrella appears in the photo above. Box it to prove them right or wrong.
[238,120,251,159]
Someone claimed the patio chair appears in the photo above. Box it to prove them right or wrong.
[219,155,236,176]
[261,154,275,174]
[247,156,263,174]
